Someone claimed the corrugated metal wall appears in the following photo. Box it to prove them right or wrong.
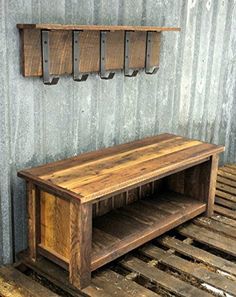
[0,0,235,264]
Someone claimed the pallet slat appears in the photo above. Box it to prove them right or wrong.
[178,223,236,256]
[90,269,159,297]
[159,236,236,276]
[214,205,236,219]
[141,245,236,296]
[121,256,212,297]
[194,217,236,239]
[0,266,59,297]
[211,214,236,227]
[215,196,236,209]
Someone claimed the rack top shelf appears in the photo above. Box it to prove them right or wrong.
[18,133,224,204]
[17,24,181,32]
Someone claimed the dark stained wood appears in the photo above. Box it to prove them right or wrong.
[141,245,236,296]
[91,192,206,271]
[69,201,92,289]
[160,236,236,276]
[178,223,236,257]
[121,256,212,297]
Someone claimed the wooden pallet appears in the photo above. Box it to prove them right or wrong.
[0,164,236,296]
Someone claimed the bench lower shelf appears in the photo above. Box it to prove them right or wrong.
[38,191,206,271]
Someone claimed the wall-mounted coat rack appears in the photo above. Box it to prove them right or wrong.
[17,24,180,85]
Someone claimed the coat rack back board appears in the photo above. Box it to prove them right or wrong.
[17,24,180,84]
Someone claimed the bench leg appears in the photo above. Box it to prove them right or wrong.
[27,182,40,261]
[206,154,219,217]
[69,200,92,289]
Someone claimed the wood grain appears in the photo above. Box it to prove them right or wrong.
[69,200,92,289]
[27,182,40,261]
[18,134,224,204]
[17,24,181,31]
[19,28,162,77]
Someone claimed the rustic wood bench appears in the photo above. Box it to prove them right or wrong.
[18,133,224,289]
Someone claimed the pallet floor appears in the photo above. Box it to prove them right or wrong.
[0,165,236,297]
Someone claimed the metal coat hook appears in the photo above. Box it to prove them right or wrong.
[145,31,159,75]
[73,31,89,81]
[124,31,139,77]
[41,30,59,85]
[100,31,115,79]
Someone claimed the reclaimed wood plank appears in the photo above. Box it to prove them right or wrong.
[216,182,236,196]
[205,155,219,216]
[218,168,236,181]
[69,201,92,289]
[211,214,236,228]
[141,245,236,296]
[17,257,86,297]
[215,196,236,209]
[217,175,236,188]
[0,266,59,297]
[18,134,224,204]
[215,189,236,202]
[214,205,236,219]
[27,182,40,261]
[121,256,212,297]
[17,24,181,32]
[194,217,236,239]
[91,194,205,271]
[91,269,159,297]
[178,223,236,257]
[160,236,236,276]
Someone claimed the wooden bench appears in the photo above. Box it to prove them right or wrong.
[18,133,224,289]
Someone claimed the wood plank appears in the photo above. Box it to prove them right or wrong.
[205,155,219,216]
[217,175,236,188]
[141,245,236,296]
[43,137,197,184]
[18,134,224,204]
[121,256,212,297]
[215,196,236,209]
[215,189,236,202]
[218,168,236,181]
[160,236,236,276]
[178,223,236,257]
[73,145,220,203]
[211,213,236,227]
[216,182,236,196]
[69,201,92,289]
[219,166,236,176]
[214,204,236,219]
[17,24,181,31]
[0,266,59,297]
[91,269,159,297]
[19,134,175,177]
[17,256,86,297]
[27,182,40,261]
[194,217,236,239]
[91,193,206,271]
